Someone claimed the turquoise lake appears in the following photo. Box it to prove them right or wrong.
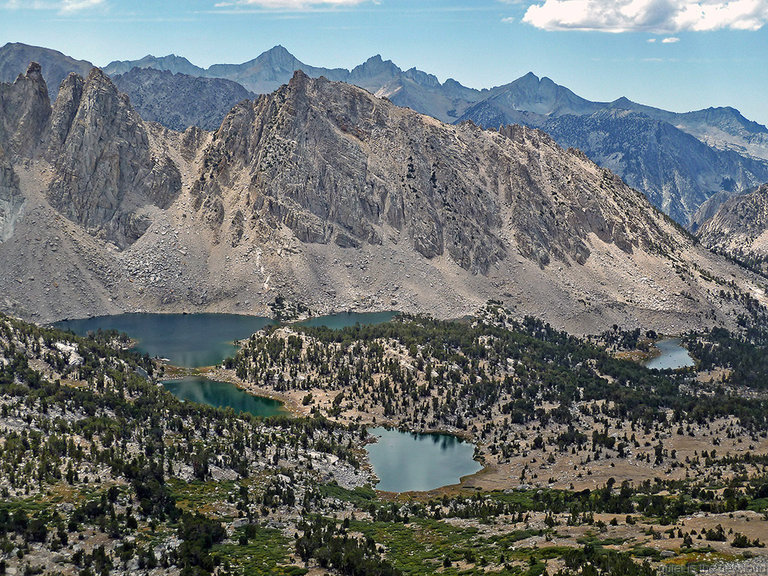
[365,427,482,492]
[644,338,695,370]
[55,311,397,368]
[56,311,481,492]
[161,377,285,418]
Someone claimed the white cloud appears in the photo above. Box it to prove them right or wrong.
[60,0,103,11]
[3,0,103,10]
[647,36,657,40]
[215,0,371,8]
[662,35,680,40]
[521,0,768,32]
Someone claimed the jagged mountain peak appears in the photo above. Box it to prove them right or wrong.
[0,60,50,157]
[609,96,635,108]
[351,54,401,77]
[22,61,43,81]
[260,44,292,58]
[0,43,93,102]
[201,72,674,273]
[32,65,182,248]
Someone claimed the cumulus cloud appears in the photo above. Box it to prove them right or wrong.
[60,0,103,11]
[215,0,371,8]
[662,35,681,40]
[521,0,768,32]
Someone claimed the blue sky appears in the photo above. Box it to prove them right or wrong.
[3,0,768,124]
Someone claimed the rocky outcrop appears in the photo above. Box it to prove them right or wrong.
[43,68,181,248]
[0,146,23,242]
[191,72,673,273]
[0,62,51,158]
[696,183,768,272]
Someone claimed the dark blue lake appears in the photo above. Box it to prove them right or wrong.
[55,311,398,368]
[55,313,273,368]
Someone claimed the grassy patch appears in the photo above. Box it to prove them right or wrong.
[213,524,304,576]
[664,547,737,567]
[168,479,243,518]
[318,483,377,507]
[747,497,768,512]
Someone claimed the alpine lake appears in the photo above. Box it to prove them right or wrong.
[644,338,695,370]
[55,310,480,492]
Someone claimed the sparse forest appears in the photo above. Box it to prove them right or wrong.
[1,307,768,575]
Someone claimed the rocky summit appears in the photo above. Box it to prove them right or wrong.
[0,64,764,332]
[5,43,768,231]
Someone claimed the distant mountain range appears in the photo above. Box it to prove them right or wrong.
[2,42,768,227]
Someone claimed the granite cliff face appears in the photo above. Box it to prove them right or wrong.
[192,72,675,274]
[0,147,23,242]
[0,64,181,249]
[193,71,506,274]
[44,69,181,248]
[0,67,764,333]
[696,183,768,273]
[0,63,50,157]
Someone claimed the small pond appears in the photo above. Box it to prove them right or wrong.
[644,338,695,370]
[365,426,482,493]
[161,376,286,418]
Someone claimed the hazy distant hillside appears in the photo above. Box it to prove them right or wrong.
[104,46,483,123]
[534,109,768,225]
[696,183,768,273]
[0,42,92,101]
[112,68,254,131]
[458,75,768,225]
[104,53,206,77]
